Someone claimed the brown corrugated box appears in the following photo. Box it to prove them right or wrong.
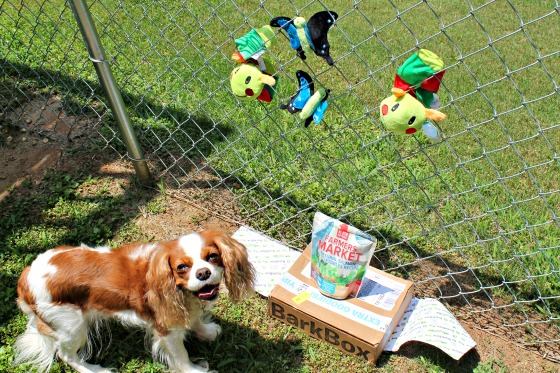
[268,245,413,363]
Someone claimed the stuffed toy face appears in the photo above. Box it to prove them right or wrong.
[380,91,426,134]
[230,64,276,101]
[380,88,445,135]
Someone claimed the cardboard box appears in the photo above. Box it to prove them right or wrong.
[268,246,413,363]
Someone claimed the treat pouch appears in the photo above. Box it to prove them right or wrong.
[310,212,376,299]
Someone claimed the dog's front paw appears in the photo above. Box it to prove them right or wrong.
[194,321,222,342]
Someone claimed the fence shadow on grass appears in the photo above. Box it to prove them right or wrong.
[0,150,159,325]
[0,59,234,174]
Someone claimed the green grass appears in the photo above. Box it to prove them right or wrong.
[1,0,559,370]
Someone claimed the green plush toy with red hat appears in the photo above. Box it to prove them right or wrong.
[230,25,278,103]
[379,49,447,142]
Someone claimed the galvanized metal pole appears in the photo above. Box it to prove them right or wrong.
[69,0,152,184]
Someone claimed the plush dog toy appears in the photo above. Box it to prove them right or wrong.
[230,26,277,102]
[270,11,338,65]
[379,49,446,141]
[280,70,329,127]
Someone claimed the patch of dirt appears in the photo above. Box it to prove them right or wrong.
[5,94,90,142]
[464,326,558,372]
[0,137,61,199]
[0,94,95,200]
[401,255,560,365]
[124,170,240,240]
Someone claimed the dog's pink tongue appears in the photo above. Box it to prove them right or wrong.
[198,286,218,299]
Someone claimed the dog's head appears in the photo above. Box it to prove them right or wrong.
[147,231,255,303]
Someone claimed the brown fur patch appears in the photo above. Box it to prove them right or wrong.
[17,266,34,308]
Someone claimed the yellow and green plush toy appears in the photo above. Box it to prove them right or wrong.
[230,59,277,102]
[379,49,447,142]
[230,25,278,103]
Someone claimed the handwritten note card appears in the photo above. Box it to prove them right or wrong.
[384,298,476,359]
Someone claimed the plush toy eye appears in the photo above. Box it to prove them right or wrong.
[245,76,251,84]
[177,263,189,271]
[408,116,416,125]
[391,103,399,112]
[245,88,254,96]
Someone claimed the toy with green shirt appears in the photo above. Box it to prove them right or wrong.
[379,49,447,141]
[230,25,278,102]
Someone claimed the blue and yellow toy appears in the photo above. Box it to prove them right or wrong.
[280,70,329,127]
[270,11,338,65]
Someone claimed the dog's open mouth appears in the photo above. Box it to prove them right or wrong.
[194,284,220,300]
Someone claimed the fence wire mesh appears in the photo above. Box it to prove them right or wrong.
[1,0,559,362]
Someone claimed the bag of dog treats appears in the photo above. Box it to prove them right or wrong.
[310,212,376,299]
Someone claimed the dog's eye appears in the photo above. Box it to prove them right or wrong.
[177,263,189,271]
[245,76,251,84]
[391,103,399,112]
[408,116,416,125]
[207,253,219,263]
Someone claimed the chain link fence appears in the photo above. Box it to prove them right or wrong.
[1,0,559,362]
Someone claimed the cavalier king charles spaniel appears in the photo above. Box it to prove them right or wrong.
[14,230,254,373]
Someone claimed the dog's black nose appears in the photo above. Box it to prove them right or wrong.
[196,268,211,281]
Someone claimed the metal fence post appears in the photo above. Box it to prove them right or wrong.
[69,0,152,184]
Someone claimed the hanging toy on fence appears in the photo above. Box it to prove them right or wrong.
[379,49,447,142]
[280,70,329,127]
[230,25,278,102]
[270,11,338,65]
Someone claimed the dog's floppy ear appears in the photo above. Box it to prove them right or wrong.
[211,232,255,302]
[146,246,174,295]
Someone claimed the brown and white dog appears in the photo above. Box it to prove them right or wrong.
[14,230,254,373]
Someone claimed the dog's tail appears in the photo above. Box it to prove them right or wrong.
[14,301,57,373]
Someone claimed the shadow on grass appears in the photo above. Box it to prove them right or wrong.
[0,59,234,173]
[377,343,480,372]
[84,316,303,372]
[0,154,159,325]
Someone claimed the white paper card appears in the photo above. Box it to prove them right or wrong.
[232,226,300,296]
[384,298,476,360]
[356,269,406,311]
